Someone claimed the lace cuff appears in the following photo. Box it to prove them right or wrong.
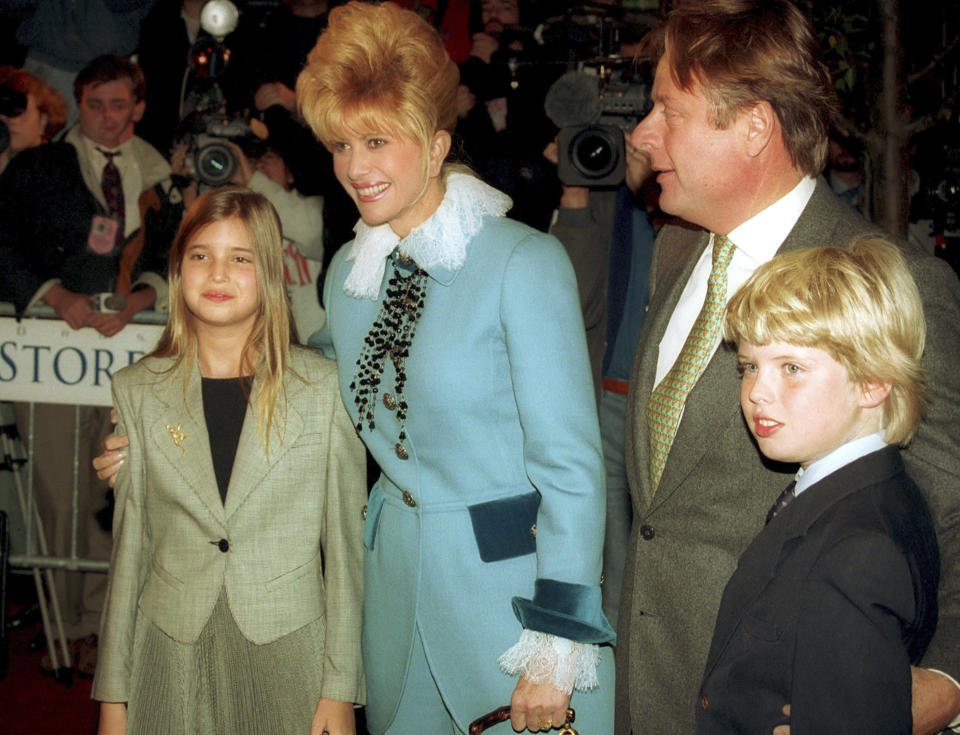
[498,629,601,694]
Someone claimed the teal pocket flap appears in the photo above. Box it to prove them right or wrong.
[468,491,540,563]
[363,485,386,551]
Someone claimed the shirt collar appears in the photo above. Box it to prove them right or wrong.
[727,176,816,265]
[794,432,888,496]
[80,132,133,166]
[342,172,512,300]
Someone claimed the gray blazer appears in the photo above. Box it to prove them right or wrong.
[92,347,367,705]
[615,179,960,734]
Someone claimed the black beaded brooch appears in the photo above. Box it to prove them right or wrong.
[349,252,428,460]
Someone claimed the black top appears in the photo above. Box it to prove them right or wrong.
[201,376,253,503]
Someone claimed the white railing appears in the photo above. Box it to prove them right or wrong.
[0,304,165,676]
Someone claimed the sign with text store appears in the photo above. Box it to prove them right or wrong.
[0,316,164,407]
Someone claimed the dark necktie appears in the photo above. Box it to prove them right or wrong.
[765,481,797,525]
[98,148,125,242]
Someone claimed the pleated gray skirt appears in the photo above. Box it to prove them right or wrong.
[125,589,326,734]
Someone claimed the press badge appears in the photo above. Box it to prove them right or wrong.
[88,215,118,255]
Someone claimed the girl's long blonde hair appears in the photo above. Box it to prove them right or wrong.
[153,185,295,449]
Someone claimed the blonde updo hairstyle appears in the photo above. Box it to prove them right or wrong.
[297,0,459,164]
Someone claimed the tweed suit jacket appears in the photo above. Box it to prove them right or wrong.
[92,348,367,705]
[615,178,960,734]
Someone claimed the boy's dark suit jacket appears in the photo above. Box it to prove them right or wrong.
[697,446,939,734]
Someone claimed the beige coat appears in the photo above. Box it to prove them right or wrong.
[92,348,366,705]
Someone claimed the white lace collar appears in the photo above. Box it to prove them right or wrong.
[342,172,512,299]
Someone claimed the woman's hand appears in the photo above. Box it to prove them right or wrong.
[310,697,356,735]
[97,701,127,735]
[509,675,570,732]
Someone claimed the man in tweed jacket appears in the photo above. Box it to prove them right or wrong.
[615,1,960,733]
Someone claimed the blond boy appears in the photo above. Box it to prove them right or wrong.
[697,241,940,734]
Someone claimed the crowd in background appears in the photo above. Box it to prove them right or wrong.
[2,2,960,735]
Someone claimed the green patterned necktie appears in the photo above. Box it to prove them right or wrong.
[646,234,737,491]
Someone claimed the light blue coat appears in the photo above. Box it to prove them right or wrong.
[320,209,616,733]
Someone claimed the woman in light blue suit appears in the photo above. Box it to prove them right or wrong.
[297,3,616,733]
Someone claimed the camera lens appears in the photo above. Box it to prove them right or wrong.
[0,85,27,118]
[196,141,237,186]
[557,123,625,186]
[936,176,960,206]
[570,126,620,179]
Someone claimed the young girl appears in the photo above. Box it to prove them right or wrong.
[91,186,366,735]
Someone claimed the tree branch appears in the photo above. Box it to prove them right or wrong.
[908,34,960,85]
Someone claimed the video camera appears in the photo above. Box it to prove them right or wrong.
[537,2,653,186]
[0,85,27,156]
[176,111,268,186]
[546,65,651,187]
[173,0,273,187]
[909,120,960,276]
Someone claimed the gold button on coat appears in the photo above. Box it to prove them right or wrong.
[402,491,417,507]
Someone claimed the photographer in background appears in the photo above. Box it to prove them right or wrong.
[541,56,658,628]
[0,54,183,680]
[909,115,960,277]
[825,127,863,213]
[135,0,208,156]
[457,0,562,231]
[545,130,658,630]
[0,66,67,176]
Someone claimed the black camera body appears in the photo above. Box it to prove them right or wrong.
[553,68,651,187]
[909,121,960,277]
[912,141,960,237]
[0,85,27,156]
[177,113,267,186]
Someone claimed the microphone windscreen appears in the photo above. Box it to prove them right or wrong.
[544,71,602,129]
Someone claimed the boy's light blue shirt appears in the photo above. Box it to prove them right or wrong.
[793,432,888,497]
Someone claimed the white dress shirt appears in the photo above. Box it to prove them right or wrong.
[81,134,144,239]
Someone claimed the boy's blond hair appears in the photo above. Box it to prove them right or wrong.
[724,240,926,446]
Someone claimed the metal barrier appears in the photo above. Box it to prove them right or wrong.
[0,303,165,679]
